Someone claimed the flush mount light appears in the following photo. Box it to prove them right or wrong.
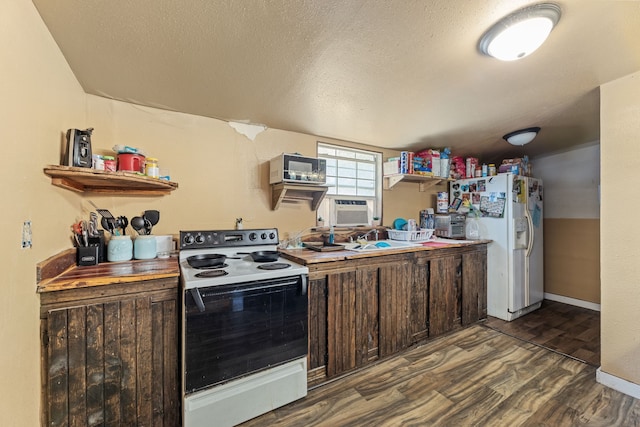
[479,3,561,61]
[503,127,541,146]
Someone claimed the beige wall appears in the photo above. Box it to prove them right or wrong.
[1,2,438,424]
[600,70,640,385]
[1,1,87,425]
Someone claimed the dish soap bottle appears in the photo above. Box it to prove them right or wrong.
[329,224,335,244]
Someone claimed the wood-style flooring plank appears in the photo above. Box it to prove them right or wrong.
[240,321,639,427]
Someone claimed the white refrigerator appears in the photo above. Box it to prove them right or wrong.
[450,173,544,321]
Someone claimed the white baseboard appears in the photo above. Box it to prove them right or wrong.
[544,293,601,312]
[596,368,640,399]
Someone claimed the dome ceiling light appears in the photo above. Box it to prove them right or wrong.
[503,127,541,146]
[479,3,561,61]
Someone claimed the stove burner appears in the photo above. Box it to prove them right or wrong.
[195,270,229,278]
[195,263,229,270]
[257,263,292,271]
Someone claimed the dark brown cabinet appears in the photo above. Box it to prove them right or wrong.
[40,278,180,427]
[306,244,487,387]
[378,259,412,357]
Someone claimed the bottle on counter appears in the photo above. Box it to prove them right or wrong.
[329,224,335,244]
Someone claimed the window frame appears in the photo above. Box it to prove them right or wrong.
[316,142,383,225]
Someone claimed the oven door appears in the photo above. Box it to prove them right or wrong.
[184,275,308,394]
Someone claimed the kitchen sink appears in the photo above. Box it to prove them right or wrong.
[344,239,422,252]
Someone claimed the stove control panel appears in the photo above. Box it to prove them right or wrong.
[180,228,279,250]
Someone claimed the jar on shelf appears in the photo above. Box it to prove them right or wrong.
[92,154,104,170]
[103,155,116,172]
[145,157,159,178]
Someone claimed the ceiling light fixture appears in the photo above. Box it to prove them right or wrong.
[479,3,561,61]
[503,127,541,146]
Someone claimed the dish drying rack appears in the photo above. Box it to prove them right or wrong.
[387,229,435,242]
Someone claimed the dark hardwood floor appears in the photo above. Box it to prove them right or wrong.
[241,303,639,426]
[484,299,601,367]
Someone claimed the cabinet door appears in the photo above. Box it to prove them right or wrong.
[44,295,179,427]
[325,267,379,378]
[429,255,462,337]
[308,278,327,379]
[462,249,488,325]
[410,254,430,343]
[379,260,412,357]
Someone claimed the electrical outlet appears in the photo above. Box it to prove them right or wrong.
[22,220,32,248]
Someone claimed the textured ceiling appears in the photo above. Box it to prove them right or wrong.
[32,0,640,161]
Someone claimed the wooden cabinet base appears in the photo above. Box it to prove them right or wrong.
[40,278,180,426]
[307,244,487,387]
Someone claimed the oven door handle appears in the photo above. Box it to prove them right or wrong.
[189,288,206,312]
[301,274,307,295]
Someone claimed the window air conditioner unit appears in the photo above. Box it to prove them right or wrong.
[334,199,369,226]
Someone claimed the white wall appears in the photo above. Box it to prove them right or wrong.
[533,142,600,219]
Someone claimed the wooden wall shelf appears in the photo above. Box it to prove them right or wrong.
[271,183,328,210]
[383,174,451,192]
[44,165,178,196]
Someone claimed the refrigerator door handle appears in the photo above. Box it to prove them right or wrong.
[525,208,534,258]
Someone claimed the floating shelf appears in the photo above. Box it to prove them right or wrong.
[43,165,178,196]
[271,183,328,210]
[383,174,451,192]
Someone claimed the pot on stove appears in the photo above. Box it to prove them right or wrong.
[187,253,227,268]
[238,250,280,262]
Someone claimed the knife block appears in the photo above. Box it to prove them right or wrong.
[87,230,106,263]
[77,246,99,266]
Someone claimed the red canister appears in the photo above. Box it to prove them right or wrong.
[117,153,146,173]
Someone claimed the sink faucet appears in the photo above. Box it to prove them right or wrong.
[357,228,379,241]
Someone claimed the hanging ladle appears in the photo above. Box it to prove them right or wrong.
[131,216,147,235]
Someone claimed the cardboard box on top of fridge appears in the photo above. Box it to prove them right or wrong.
[499,157,530,175]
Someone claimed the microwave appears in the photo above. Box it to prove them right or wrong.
[269,153,327,185]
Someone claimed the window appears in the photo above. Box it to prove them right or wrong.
[317,143,382,226]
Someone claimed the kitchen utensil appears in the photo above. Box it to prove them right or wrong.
[116,216,128,235]
[144,218,153,235]
[100,216,117,235]
[237,250,280,262]
[143,210,160,234]
[81,220,89,246]
[187,253,227,268]
[96,208,115,220]
[131,216,146,235]
[89,212,98,236]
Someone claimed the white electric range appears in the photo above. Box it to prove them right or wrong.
[179,228,308,427]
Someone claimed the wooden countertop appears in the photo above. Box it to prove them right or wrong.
[280,239,490,265]
[37,248,180,293]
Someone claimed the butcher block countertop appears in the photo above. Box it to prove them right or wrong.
[280,239,490,265]
[37,248,180,293]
